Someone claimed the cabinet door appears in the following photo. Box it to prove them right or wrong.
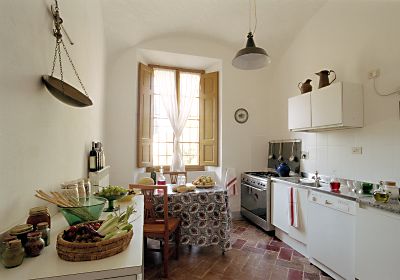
[288,93,311,130]
[271,182,289,233]
[288,188,308,244]
[356,206,400,280]
[311,83,343,127]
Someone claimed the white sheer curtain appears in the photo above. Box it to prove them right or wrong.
[154,69,200,171]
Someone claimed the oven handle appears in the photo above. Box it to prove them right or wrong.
[241,183,266,192]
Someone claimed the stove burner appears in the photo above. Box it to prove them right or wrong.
[245,171,278,179]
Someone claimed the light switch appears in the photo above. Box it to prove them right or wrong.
[352,147,362,154]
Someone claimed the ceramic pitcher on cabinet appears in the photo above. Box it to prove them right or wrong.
[315,70,336,88]
[298,79,312,94]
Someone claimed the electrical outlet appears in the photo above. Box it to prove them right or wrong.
[352,147,362,155]
[301,151,309,159]
[368,69,380,79]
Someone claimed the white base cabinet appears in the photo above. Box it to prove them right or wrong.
[356,205,400,280]
[271,181,308,244]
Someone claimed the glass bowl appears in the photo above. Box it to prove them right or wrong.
[95,193,127,212]
[58,196,107,226]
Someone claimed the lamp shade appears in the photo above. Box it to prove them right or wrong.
[232,32,271,70]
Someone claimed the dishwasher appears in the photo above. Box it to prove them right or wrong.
[308,191,356,280]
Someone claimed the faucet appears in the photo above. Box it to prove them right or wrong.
[312,171,321,187]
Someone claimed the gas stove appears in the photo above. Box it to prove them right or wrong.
[244,171,279,179]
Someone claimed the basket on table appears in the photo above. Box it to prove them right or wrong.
[56,224,133,262]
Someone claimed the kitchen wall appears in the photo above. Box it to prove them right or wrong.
[0,0,106,232]
[104,35,277,212]
[272,1,400,184]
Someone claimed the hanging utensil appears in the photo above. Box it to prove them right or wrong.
[42,0,93,107]
[289,142,296,162]
[277,143,283,161]
[268,143,275,159]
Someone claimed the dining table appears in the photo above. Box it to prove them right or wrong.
[152,185,232,252]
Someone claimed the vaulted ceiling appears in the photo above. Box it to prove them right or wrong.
[101,0,327,60]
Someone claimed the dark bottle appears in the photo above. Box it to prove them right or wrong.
[89,142,97,172]
[150,168,157,184]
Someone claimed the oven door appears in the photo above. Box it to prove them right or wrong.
[241,182,267,220]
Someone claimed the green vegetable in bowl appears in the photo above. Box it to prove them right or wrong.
[98,185,128,197]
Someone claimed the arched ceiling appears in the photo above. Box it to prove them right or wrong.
[101,0,327,60]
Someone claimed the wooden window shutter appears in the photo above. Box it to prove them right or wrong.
[137,63,154,167]
[199,72,219,166]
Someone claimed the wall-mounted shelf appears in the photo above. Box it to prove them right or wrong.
[89,165,110,191]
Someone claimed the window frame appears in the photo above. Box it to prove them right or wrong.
[148,64,205,172]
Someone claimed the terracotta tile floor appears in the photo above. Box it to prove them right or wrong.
[145,219,333,280]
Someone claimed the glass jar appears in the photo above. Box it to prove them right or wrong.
[61,183,79,200]
[24,232,44,257]
[36,222,50,246]
[77,179,86,199]
[27,206,51,229]
[0,236,17,260]
[9,224,33,246]
[383,181,398,199]
[330,177,341,191]
[1,240,24,268]
[84,178,92,197]
[374,182,390,203]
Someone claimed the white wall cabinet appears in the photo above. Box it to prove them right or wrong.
[288,82,363,132]
[356,205,400,280]
[271,181,308,244]
[288,92,311,130]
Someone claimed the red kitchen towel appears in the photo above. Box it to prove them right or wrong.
[288,187,299,228]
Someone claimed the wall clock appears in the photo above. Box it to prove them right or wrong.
[234,108,249,124]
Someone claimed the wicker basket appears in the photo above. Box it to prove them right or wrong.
[56,227,133,262]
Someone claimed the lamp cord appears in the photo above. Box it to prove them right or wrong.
[248,0,258,35]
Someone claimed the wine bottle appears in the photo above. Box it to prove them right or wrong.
[89,142,97,172]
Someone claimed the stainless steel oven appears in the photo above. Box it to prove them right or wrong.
[240,172,276,232]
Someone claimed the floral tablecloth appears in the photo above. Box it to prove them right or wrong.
[153,186,232,251]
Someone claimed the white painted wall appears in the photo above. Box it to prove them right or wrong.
[272,1,400,184]
[0,0,106,232]
[104,35,277,212]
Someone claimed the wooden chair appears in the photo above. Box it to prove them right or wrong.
[129,184,180,278]
[164,171,187,184]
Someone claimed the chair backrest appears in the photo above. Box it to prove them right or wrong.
[129,184,169,231]
[164,171,187,184]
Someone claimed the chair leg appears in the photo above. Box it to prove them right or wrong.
[163,235,169,278]
[175,227,180,260]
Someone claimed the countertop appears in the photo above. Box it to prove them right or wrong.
[272,177,400,214]
[1,196,144,280]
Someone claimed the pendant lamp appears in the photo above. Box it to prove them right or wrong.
[232,0,271,70]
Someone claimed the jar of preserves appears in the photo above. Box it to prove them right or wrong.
[1,240,24,268]
[36,222,50,246]
[27,206,51,229]
[24,232,44,257]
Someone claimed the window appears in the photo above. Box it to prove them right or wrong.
[152,69,200,166]
[137,63,218,169]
